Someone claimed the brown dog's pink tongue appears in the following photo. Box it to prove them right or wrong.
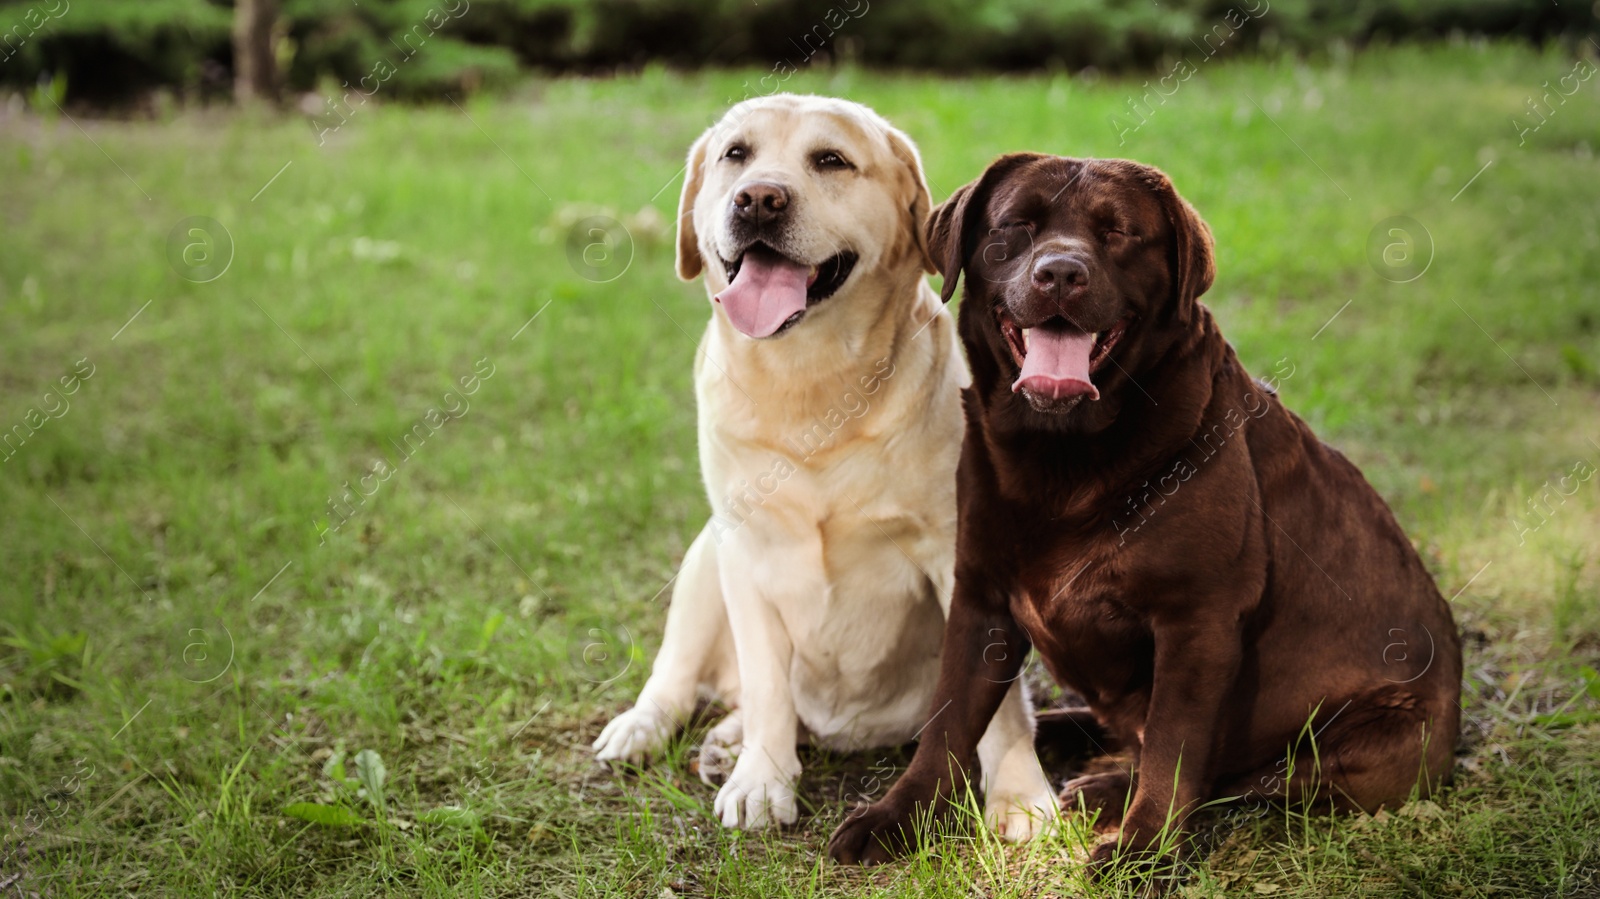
[1013,328,1100,401]
[714,247,811,338]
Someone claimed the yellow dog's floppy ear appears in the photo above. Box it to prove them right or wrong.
[925,153,1045,303]
[882,126,936,275]
[675,129,713,281]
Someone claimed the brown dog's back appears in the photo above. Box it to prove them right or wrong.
[1168,321,1461,803]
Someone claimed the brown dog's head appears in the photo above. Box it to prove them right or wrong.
[929,154,1214,424]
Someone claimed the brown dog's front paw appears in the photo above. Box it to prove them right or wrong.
[1087,838,1128,870]
[1059,771,1132,830]
[1087,832,1185,894]
[827,799,920,866]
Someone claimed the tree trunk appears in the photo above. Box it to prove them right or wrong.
[232,0,280,104]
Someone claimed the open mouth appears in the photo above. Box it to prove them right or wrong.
[715,244,858,338]
[996,309,1129,409]
[722,245,858,302]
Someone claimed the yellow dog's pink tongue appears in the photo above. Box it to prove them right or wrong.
[1013,327,1100,401]
[714,247,811,338]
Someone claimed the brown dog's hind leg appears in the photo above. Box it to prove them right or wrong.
[1321,691,1457,813]
[1221,688,1458,815]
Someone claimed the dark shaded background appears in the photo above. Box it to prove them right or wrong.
[0,0,1591,107]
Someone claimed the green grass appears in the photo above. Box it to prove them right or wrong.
[2,41,1599,897]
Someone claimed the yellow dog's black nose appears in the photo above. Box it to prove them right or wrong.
[732,180,790,225]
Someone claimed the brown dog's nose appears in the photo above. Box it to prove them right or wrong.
[1032,253,1090,297]
[732,181,790,225]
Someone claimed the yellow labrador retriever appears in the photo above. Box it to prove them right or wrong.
[592,95,1056,837]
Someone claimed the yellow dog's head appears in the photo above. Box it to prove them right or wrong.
[677,95,935,340]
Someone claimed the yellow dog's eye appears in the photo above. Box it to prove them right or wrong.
[815,151,851,169]
[723,145,748,161]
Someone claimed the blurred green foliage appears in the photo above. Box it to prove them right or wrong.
[0,0,1592,105]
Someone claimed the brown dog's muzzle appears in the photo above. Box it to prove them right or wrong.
[993,257,1130,409]
[1029,253,1090,306]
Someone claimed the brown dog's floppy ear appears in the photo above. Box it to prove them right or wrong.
[675,129,713,281]
[1144,166,1215,316]
[925,179,977,303]
[882,125,936,275]
[925,153,1045,303]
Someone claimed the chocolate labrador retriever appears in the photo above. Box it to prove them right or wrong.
[828,154,1462,874]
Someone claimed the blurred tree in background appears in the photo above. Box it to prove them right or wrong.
[232,0,278,102]
[0,0,1591,107]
